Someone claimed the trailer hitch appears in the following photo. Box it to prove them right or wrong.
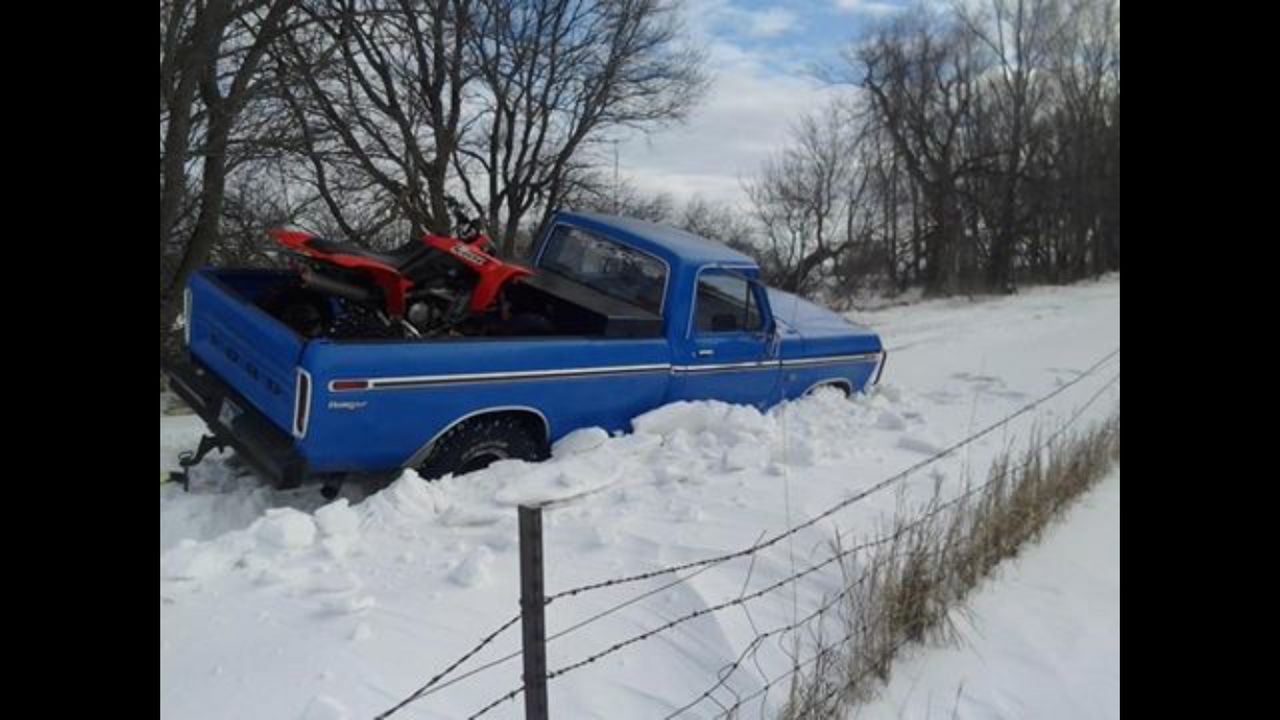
[169,434,227,491]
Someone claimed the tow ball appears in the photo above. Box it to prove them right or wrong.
[163,434,226,491]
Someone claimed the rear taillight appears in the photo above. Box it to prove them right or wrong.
[330,380,369,391]
[293,368,312,439]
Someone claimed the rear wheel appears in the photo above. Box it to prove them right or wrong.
[417,415,547,480]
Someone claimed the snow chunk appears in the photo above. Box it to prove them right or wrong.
[161,540,238,581]
[315,500,360,538]
[633,401,728,437]
[321,594,376,615]
[552,427,609,457]
[300,695,349,720]
[450,546,494,588]
[493,457,621,506]
[876,410,907,431]
[256,509,317,549]
[723,442,770,471]
[349,622,373,643]
[898,434,947,456]
[673,504,704,523]
[724,404,771,435]
[586,524,619,549]
[654,464,687,485]
[876,383,903,403]
[361,472,450,526]
[320,536,354,560]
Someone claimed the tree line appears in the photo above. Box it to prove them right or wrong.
[160,0,1118,353]
[756,0,1120,298]
[601,0,1120,300]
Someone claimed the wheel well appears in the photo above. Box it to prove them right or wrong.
[483,409,550,446]
[804,378,853,397]
[407,407,550,468]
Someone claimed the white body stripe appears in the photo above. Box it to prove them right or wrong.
[330,352,882,391]
[334,362,674,391]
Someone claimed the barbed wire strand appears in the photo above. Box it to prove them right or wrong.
[464,684,524,720]
[544,347,1118,605]
[714,631,917,719]
[371,612,523,719]
[550,372,1121,710]
[674,373,1120,716]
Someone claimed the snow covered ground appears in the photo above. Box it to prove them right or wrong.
[856,469,1120,720]
[160,275,1119,720]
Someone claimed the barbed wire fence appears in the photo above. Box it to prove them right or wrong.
[373,347,1120,720]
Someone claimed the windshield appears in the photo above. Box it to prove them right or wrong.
[538,225,667,315]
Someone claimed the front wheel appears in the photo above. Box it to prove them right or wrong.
[417,415,547,480]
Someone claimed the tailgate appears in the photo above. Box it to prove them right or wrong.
[186,270,307,436]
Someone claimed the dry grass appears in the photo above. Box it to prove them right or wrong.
[776,407,1120,720]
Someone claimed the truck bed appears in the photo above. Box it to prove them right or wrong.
[182,268,674,478]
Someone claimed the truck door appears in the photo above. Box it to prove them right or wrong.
[674,269,779,408]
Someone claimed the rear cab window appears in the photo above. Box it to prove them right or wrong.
[538,225,668,314]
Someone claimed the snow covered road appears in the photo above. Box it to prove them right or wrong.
[160,275,1119,720]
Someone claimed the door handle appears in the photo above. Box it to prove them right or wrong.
[696,349,715,358]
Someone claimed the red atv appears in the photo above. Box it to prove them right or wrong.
[264,210,534,339]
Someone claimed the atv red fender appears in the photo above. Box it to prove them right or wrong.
[422,235,532,313]
[268,229,415,316]
[268,229,531,318]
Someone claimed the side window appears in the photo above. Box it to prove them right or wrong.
[695,273,762,334]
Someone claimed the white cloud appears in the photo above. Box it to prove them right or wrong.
[741,8,798,38]
[613,36,839,210]
[687,1,800,40]
[833,0,902,17]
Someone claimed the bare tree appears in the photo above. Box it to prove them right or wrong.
[160,0,301,355]
[850,5,985,295]
[272,0,706,257]
[1049,0,1119,279]
[746,112,875,295]
[955,0,1064,292]
[458,0,708,255]
[274,0,473,239]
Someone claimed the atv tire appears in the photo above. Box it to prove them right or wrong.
[261,287,334,338]
[417,415,547,480]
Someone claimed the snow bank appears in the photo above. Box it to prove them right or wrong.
[256,509,317,549]
[449,546,494,588]
[314,500,360,537]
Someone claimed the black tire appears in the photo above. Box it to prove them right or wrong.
[417,415,547,480]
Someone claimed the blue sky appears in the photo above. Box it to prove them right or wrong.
[613,0,908,209]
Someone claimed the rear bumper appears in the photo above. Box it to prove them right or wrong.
[163,355,310,487]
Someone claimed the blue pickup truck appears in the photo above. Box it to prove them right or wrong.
[164,211,885,491]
